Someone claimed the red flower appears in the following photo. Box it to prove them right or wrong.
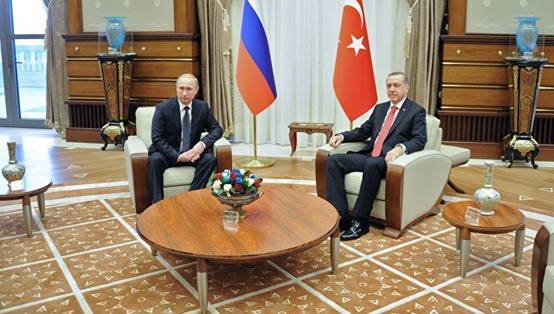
[230,172,237,182]
[234,184,244,193]
[214,173,222,180]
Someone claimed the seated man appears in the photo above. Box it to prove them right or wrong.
[148,73,223,203]
[326,72,427,241]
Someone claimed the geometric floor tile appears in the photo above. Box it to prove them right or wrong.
[410,214,454,235]
[178,262,289,304]
[159,251,194,267]
[0,212,38,238]
[341,228,419,255]
[64,243,164,289]
[105,197,135,216]
[48,219,135,256]
[271,240,359,277]
[0,261,72,309]
[122,214,137,229]
[0,234,53,268]
[439,267,532,313]
[375,240,485,286]
[499,249,533,278]
[217,284,336,312]
[387,292,469,313]
[9,296,83,314]
[83,273,198,313]
[304,260,422,313]
[433,230,533,262]
[41,200,113,229]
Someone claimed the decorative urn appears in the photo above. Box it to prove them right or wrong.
[474,161,501,215]
[2,142,25,186]
[105,16,126,54]
[516,16,539,59]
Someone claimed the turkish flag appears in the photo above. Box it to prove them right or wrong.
[333,0,377,122]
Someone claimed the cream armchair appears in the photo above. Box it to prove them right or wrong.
[532,222,554,313]
[124,106,232,214]
[315,115,451,238]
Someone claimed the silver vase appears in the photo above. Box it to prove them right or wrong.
[2,142,25,186]
[474,161,501,215]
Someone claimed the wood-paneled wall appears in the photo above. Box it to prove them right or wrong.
[64,0,200,143]
[440,0,554,160]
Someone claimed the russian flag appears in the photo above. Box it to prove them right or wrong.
[236,0,277,116]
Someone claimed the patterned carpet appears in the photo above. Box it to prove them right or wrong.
[0,183,544,313]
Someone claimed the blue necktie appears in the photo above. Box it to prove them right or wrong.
[181,107,191,152]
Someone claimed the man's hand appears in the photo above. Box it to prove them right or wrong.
[177,142,205,163]
[385,146,403,164]
[329,134,343,148]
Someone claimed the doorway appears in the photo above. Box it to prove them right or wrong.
[0,0,47,128]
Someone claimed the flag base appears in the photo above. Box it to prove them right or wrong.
[236,157,276,168]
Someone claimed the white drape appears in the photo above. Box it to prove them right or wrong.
[231,0,409,148]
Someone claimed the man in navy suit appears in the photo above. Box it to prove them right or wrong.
[148,73,223,203]
[326,72,427,241]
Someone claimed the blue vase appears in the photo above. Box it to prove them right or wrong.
[516,16,539,59]
[105,16,126,53]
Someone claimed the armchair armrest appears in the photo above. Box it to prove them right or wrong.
[124,136,150,214]
[214,137,232,172]
[315,142,367,198]
[384,150,451,237]
[532,221,554,312]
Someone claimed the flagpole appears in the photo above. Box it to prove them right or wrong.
[236,115,276,168]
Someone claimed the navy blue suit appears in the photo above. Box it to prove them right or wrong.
[326,98,427,220]
[148,97,223,203]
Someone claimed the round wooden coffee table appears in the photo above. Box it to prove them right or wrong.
[137,186,340,313]
[442,200,526,277]
[0,175,52,237]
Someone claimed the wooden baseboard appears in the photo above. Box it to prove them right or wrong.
[66,128,102,143]
[443,141,554,161]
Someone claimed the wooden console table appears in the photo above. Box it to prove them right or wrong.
[288,122,333,156]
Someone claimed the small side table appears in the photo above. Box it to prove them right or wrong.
[442,200,526,277]
[288,122,333,156]
[0,175,52,237]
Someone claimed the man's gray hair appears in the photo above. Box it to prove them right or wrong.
[387,72,409,85]
[176,73,199,88]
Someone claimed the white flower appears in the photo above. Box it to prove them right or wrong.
[239,169,246,175]
[212,180,221,190]
[223,184,232,192]
[247,178,255,187]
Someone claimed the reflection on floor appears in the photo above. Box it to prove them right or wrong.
[0,181,544,313]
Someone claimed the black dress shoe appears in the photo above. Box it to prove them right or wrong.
[339,217,351,231]
[340,219,369,241]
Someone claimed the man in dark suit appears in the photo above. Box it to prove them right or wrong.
[326,72,427,241]
[148,73,223,203]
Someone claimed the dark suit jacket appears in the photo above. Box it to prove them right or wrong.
[340,98,427,156]
[149,97,223,162]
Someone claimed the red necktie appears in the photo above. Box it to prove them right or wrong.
[371,106,398,157]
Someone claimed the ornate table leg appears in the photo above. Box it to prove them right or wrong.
[460,228,471,277]
[514,226,526,266]
[37,193,46,218]
[22,195,32,237]
[197,258,208,313]
[330,228,340,274]
[325,130,333,144]
[455,227,461,250]
[289,129,297,157]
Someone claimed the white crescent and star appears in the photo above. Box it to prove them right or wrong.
[342,0,367,56]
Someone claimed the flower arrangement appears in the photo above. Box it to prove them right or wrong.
[209,168,263,197]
